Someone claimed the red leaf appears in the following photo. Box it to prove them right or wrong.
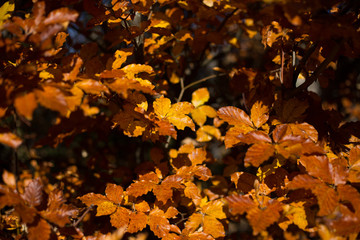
[105,184,123,204]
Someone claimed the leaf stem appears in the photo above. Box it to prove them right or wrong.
[73,204,93,228]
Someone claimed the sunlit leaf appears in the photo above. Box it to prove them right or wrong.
[148,208,170,238]
[244,143,275,167]
[14,92,37,120]
[0,1,14,26]
[0,132,22,149]
[250,101,269,128]
[192,88,210,108]
[27,218,51,240]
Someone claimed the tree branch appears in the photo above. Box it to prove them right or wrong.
[296,39,344,92]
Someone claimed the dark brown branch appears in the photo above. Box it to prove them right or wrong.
[292,42,318,87]
[296,39,344,92]
[73,205,94,228]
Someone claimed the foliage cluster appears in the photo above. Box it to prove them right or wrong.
[1,0,360,239]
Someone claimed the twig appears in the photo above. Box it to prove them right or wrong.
[177,73,226,103]
[296,39,344,92]
[73,204,94,228]
[292,42,318,87]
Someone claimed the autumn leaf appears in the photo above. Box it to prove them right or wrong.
[14,92,37,120]
[27,218,51,240]
[153,97,195,131]
[196,125,221,142]
[226,194,257,215]
[287,174,339,216]
[0,1,14,27]
[0,132,22,148]
[78,183,125,216]
[246,199,283,235]
[244,143,275,167]
[250,101,269,128]
[22,178,43,207]
[148,208,170,238]
[279,202,308,231]
[35,86,69,116]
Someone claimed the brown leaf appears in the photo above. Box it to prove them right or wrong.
[44,7,78,25]
[22,179,43,207]
[28,218,51,240]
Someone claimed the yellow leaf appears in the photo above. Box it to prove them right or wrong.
[112,50,133,69]
[0,1,14,27]
[96,201,117,216]
[154,97,195,131]
[154,97,171,119]
[202,200,226,219]
[170,72,180,84]
[192,88,210,108]
[196,125,221,142]
[279,202,308,231]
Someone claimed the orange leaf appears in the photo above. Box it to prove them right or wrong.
[14,92,37,120]
[203,215,225,238]
[217,106,253,127]
[250,101,269,128]
[134,201,150,212]
[78,193,108,207]
[96,201,117,216]
[188,148,207,165]
[288,123,318,142]
[0,132,22,149]
[184,212,202,234]
[75,79,110,95]
[105,184,123,204]
[246,200,283,235]
[165,206,179,219]
[184,181,201,206]
[126,180,157,198]
[110,207,131,228]
[27,218,51,240]
[226,194,256,215]
[148,208,170,238]
[244,143,275,167]
[154,97,195,131]
[128,211,147,233]
[287,174,338,216]
[298,155,333,183]
[35,86,68,116]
